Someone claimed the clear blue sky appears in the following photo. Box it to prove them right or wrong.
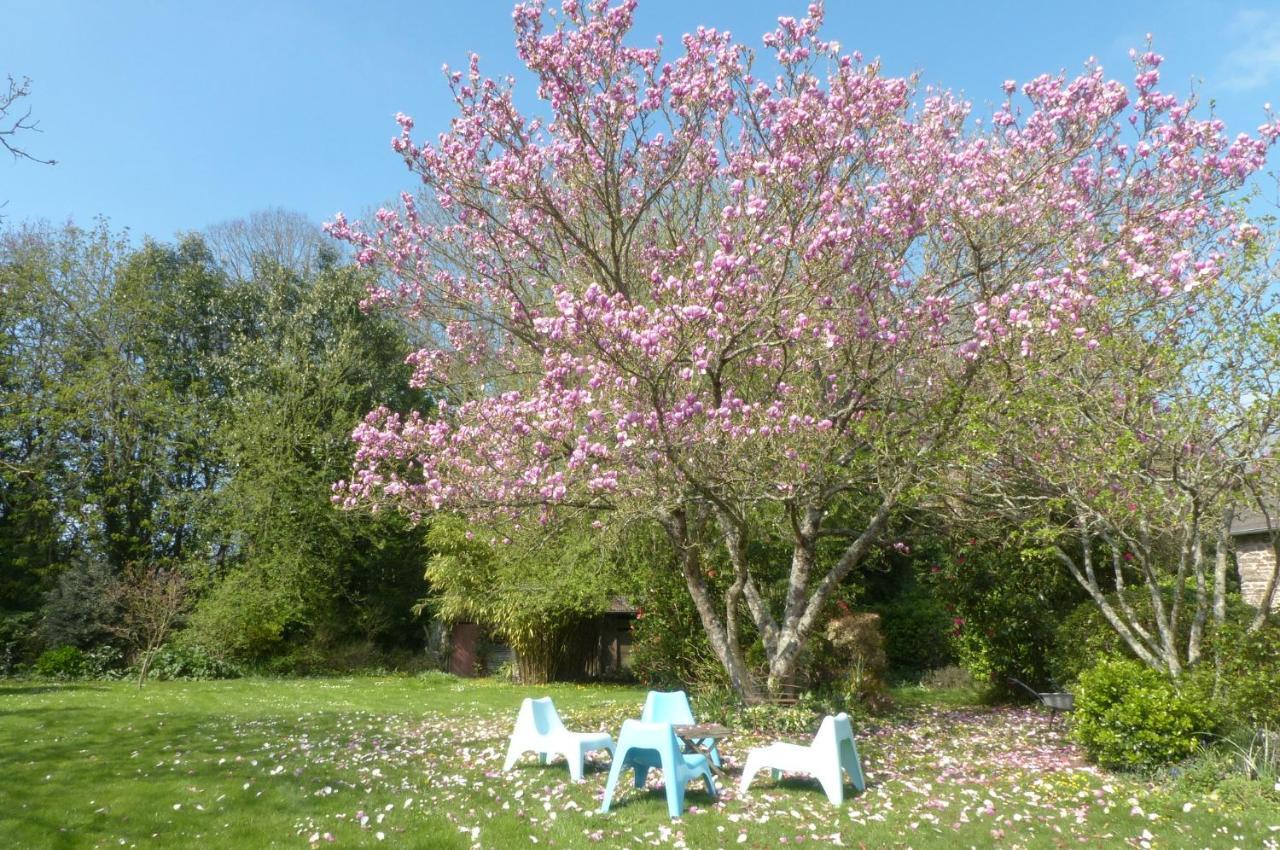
[4,0,1280,241]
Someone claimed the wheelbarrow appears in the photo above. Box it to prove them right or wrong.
[1008,677,1074,727]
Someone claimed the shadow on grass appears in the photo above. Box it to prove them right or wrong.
[0,683,108,696]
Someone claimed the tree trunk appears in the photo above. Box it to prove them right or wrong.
[659,508,757,699]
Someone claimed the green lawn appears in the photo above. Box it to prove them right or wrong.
[1,676,1276,849]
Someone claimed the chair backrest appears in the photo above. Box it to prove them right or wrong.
[641,690,696,725]
[617,719,682,767]
[813,712,854,752]
[524,697,567,736]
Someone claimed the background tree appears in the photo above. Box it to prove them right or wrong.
[1,75,55,221]
[204,208,334,282]
[187,261,430,660]
[953,251,1280,676]
[1,216,434,669]
[331,2,1277,695]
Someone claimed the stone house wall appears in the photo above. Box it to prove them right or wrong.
[1236,533,1280,610]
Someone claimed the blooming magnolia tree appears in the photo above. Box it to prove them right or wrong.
[330,1,1276,694]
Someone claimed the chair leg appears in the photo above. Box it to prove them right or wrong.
[666,781,685,819]
[841,741,866,793]
[632,765,650,788]
[599,750,626,813]
[738,751,767,796]
[816,765,844,805]
[701,765,718,801]
[705,739,723,769]
[502,738,523,772]
[568,745,584,782]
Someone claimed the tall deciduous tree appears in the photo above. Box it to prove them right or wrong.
[953,251,1280,676]
[331,2,1275,694]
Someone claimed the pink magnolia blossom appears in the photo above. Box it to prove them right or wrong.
[328,0,1274,691]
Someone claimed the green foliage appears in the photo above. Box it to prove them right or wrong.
[424,516,618,684]
[33,645,88,679]
[184,560,305,659]
[143,644,240,680]
[1214,621,1280,729]
[872,580,954,677]
[1045,596,1134,685]
[928,540,1082,689]
[1071,656,1219,770]
[36,559,121,650]
[1048,590,1255,687]
[250,641,437,677]
[608,520,731,688]
[83,644,127,679]
[0,610,36,673]
[2,221,431,667]
[193,264,430,659]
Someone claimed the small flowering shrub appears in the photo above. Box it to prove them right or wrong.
[1072,656,1218,770]
[83,644,128,679]
[33,645,88,679]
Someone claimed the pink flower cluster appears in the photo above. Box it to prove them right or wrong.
[327,1,1276,520]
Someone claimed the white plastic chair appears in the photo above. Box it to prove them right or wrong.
[738,713,866,804]
[501,696,615,782]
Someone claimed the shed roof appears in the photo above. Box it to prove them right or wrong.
[1230,508,1279,537]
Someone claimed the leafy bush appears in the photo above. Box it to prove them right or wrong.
[927,541,1081,690]
[83,644,127,679]
[185,567,297,660]
[873,582,954,676]
[1214,621,1280,729]
[823,609,890,710]
[144,644,241,680]
[0,610,37,675]
[1071,657,1219,770]
[1046,597,1133,685]
[33,645,88,679]
[1046,589,1252,687]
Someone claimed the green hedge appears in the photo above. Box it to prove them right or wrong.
[1072,657,1218,770]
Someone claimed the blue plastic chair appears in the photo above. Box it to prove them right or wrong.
[599,719,718,818]
[640,690,721,767]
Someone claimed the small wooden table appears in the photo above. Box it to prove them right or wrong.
[673,723,731,774]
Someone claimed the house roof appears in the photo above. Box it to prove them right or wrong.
[1230,508,1279,537]
[607,596,637,614]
